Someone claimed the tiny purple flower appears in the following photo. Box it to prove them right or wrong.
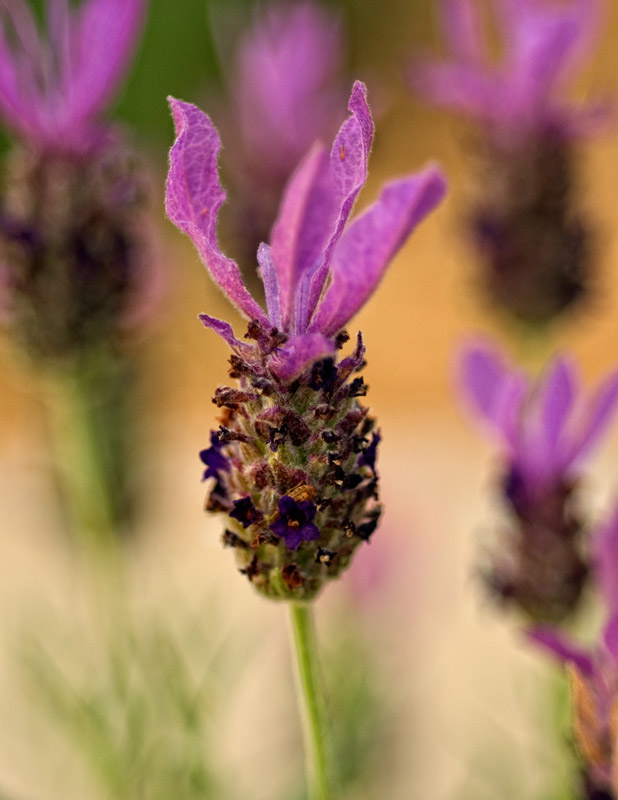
[528,504,618,795]
[0,0,147,155]
[230,497,263,529]
[459,338,618,621]
[270,496,320,551]
[199,432,230,481]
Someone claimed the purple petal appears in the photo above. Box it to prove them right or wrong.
[257,243,281,329]
[166,98,269,325]
[457,341,509,424]
[565,370,618,468]
[68,0,146,117]
[284,530,302,551]
[593,502,618,616]
[439,0,487,64]
[300,522,320,542]
[526,626,594,676]
[268,144,332,329]
[541,356,576,468]
[413,61,497,121]
[303,81,374,327]
[310,167,446,336]
[198,313,252,353]
[268,333,335,383]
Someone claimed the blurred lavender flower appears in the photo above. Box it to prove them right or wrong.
[459,338,618,621]
[215,1,348,276]
[0,0,150,360]
[414,0,607,323]
[166,82,446,600]
[529,505,618,796]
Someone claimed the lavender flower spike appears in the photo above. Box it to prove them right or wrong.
[413,0,607,323]
[0,0,147,155]
[459,338,618,621]
[528,504,618,796]
[166,82,446,600]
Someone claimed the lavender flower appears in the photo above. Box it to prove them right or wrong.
[217,1,348,276]
[166,82,446,600]
[459,338,618,621]
[414,0,606,323]
[0,0,150,360]
[529,505,618,796]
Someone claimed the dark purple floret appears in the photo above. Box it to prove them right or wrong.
[309,358,338,394]
[199,432,230,481]
[230,496,262,528]
[270,496,320,551]
[358,431,381,473]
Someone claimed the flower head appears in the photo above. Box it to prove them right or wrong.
[415,0,605,138]
[0,0,147,155]
[459,338,618,621]
[166,82,446,600]
[528,505,618,795]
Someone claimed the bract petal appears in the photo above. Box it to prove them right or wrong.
[439,0,488,65]
[166,98,268,325]
[565,370,618,469]
[269,333,335,383]
[526,626,594,676]
[66,0,147,129]
[541,356,576,469]
[198,314,252,353]
[457,341,510,425]
[310,166,446,336]
[257,243,281,329]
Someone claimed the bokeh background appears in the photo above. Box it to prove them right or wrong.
[2,1,618,798]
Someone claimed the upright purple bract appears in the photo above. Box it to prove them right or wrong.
[166,82,446,600]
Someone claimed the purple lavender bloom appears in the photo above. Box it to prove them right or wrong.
[166,82,445,600]
[528,505,618,795]
[459,338,618,621]
[270,496,320,551]
[0,0,146,155]
[414,0,607,323]
[0,0,152,360]
[415,0,605,137]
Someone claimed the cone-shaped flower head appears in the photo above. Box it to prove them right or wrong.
[166,82,446,600]
[529,505,618,795]
[459,338,618,621]
[0,0,152,361]
[0,0,146,155]
[414,0,607,323]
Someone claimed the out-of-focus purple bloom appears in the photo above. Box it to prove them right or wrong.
[415,0,605,138]
[167,81,446,382]
[270,496,320,551]
[529,505,618,795]
[0,0,146,155]
[460,340,618,492]
[230,1,346,186]
[459,338,618,621]
[413,0,607,323]
[167,82,445,600]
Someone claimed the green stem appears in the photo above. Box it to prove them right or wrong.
[288,602,338,800]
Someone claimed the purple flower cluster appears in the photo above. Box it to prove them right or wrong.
[166,82,445,599]
[459,338,618,621]
[0,0,151,360]
[414,0,607,323]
